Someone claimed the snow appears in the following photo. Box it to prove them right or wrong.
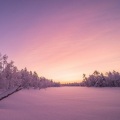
[0,87,21,100]
[0,87,120,120]
[0,89,6,94]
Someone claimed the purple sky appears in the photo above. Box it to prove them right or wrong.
[0,0,120,83]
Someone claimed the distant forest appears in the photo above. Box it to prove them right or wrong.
[0,53,60,91]
[81,70,120,87]
[64,70,120,87]
[0,53,120,91]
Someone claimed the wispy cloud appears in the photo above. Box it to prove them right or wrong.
[0,0,120,82]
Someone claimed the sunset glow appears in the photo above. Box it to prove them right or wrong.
[0,0,120,83]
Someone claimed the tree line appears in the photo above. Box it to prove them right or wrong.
[62,70,120,87]
[0,53,60,90]
[80,70,120,87]
[1,53,120,89]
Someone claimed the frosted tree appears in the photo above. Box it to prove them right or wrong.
[0,53,59,91]
[81,70,120,87]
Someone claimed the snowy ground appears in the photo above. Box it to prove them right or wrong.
[0,87,20,100]
[0,87,120,120]
[0,89,6,94]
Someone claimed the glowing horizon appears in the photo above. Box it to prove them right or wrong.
[0,0,120,83]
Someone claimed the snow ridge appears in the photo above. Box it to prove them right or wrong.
[0,86,22,101]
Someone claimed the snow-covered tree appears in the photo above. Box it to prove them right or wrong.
[0,53,59,91]
[80,70,120,87]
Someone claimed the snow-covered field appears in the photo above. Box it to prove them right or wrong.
[0,87,120,120]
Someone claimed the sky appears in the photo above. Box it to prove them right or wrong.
[0,0,120,83]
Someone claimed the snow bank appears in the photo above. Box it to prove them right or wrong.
[0,86,22,101]
[0,87,120,120]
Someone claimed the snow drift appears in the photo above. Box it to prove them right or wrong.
[0,87,120,120]
[0,86,21,101]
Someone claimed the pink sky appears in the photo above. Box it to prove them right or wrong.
[0,0,120,83]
